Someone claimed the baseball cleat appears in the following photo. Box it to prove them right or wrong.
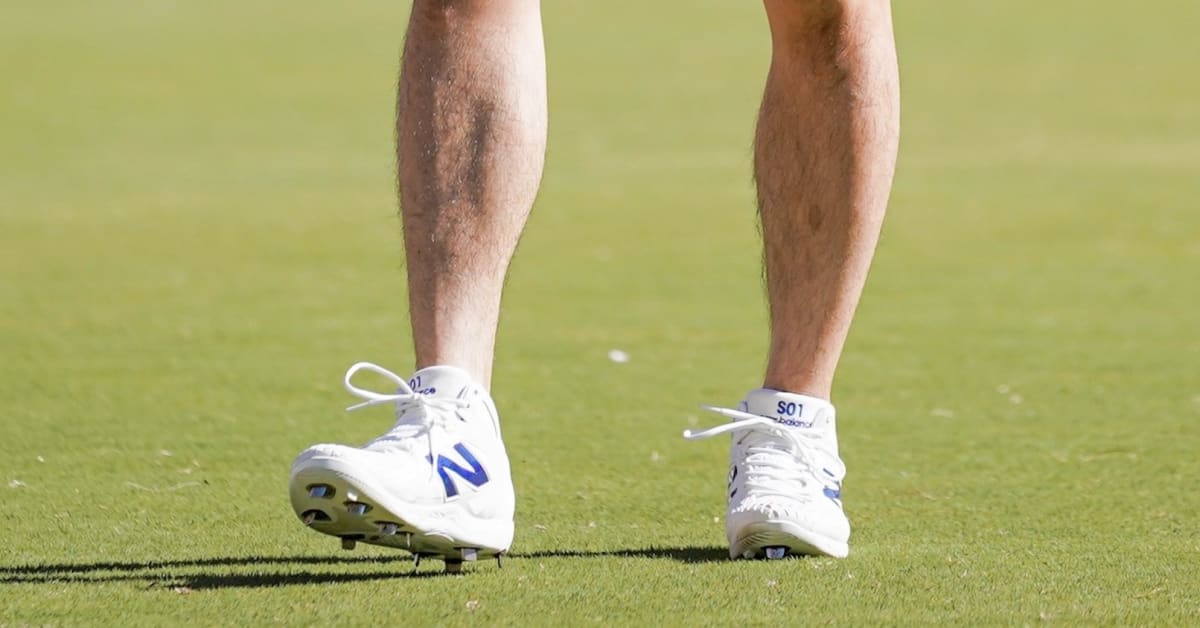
[685,388,850,559]
[289,362,515,571]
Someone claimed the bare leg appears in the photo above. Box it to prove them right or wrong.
[756,0,900,399]
[397,0,547,387]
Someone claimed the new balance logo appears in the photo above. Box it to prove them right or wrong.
[427,443,490,498]
[773,416,814,428]
[774,400,814,428]
[822,468,842,506]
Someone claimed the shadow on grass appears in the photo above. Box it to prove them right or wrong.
[0,546,729,589]
[513,547,728,564]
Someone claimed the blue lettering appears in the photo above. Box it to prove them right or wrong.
[408,376,436,395]
[776,401,802,416]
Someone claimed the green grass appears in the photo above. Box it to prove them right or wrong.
[3,0,1199,624]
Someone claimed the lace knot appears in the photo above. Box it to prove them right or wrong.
[343,361,470,416]
[340,362,471,465]
[684,403,839,501]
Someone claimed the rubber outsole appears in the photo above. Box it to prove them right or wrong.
[730,520,849,559]
[289,463,511,567]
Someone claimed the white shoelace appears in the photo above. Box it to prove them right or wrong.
[342,362,470,458]
[685,405,836,502]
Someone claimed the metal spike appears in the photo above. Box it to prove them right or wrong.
[496,553,503,569]
[462,548,478,562]
[378,522,399,535]
[413,554,422,569]
[444,559,463,575]
[765,546,787,560]
[302,511,317,526]
[346,502,369,516]
[341,538,356,550]
[309,485,338,499]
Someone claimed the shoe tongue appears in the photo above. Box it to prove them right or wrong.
[742,388,836,432]
[742,388,842,473]
[406,365,479,399]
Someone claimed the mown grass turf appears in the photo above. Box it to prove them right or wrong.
[3,0,1199,624]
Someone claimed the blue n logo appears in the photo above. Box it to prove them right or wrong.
[427,443,490,498]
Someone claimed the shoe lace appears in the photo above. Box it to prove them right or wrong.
[342,361,471,460]
[684,405,835,502]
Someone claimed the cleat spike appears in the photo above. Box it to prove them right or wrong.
[300,509,329,526]
[413,554,422,569]
[496,553,504,569]
[345,502,370,516]
[444,559,463,575]
[378,522,399,536]
[307,484,334,499]
[765,546,788,560]
[462,548,478,562]
[341,538,357,550]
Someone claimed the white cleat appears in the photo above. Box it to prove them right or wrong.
[289,362,515,564]
[685,389,850,559]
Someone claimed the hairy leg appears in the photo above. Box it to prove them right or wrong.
[756,0,900,399]
[397,0,547,387]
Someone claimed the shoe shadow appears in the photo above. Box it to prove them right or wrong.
[0,546,729,589]
[0,555,428,589]
[511,546,729,564]
[0,554,404,576]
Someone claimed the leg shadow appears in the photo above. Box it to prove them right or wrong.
[511,546,729,564]
[0,545,731,589]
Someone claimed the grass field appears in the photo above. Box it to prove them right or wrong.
[3,0,1200,624]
